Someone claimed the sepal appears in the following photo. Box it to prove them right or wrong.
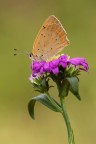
[58,78,70,98]
[66,77,81,100]
[31,76,50,93]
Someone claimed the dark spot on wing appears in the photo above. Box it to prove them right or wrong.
[44,35,46,37]
[51,48,52,50]
[41,34,43,36]
[43,25,46,29]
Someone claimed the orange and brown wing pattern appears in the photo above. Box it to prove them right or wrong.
[32,15,70,61]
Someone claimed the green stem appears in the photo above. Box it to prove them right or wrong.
[60,98,75,144]
[45,91,62,113]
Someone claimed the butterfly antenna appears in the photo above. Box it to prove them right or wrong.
[13,48,29,56]
[14,49,18,56]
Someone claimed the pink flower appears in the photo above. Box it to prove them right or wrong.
[30,55,89,77]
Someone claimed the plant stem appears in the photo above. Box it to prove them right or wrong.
[60,98,75,144]
[45,91,62,113]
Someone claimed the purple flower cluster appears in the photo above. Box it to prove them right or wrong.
[31,55,88,77]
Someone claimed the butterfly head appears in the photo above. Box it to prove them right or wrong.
[29,53,39,61]
[28,53,33,60]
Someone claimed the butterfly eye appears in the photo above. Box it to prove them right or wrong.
[29,53,32,59]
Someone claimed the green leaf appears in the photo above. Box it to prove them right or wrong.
[28,94,61,119]
[66,77,81,100]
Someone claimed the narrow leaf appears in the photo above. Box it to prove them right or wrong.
[28,94,61,119]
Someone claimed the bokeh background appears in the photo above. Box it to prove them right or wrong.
[0,0,96,144]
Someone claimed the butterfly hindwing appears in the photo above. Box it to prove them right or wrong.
[32,15,70,61]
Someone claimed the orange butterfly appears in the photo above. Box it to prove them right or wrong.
[31,15,70,61]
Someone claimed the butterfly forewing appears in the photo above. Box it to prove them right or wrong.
[32,15,70,61]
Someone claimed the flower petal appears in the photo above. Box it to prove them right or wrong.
[51,59,59,67]
[52,67,59,74]
[32,61,41,72]
[60,61,67,68]
[68,58,89,71]
[59,55,68,68]
[40,66,44,74]
[43,62,51,72]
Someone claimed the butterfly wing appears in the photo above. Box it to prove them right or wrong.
[32,15,70,61]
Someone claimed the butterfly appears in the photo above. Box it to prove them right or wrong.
[30,15,70,61]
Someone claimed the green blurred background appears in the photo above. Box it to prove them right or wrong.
[0,0,96,144]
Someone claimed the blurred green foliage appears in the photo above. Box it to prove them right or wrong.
[0,0,96,144]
